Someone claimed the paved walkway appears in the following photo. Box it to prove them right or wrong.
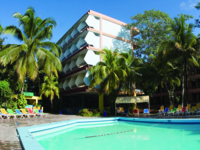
[0,114,99,150]
[1,114,200,150]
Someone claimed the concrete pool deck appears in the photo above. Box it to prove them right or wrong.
[1,114,200,150]
[0,114,99,150]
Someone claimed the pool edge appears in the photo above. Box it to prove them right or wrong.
[17,117,200,150]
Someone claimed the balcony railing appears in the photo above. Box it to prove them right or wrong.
[72,66,78,71]
[63,43,68,48]
[74,32,80,39]
[78,83,86,87]
[80,43,88,49]
[67,53,72,58]
[81,25,89,32]
[73,49,79,54]
[68,38,73,43]
[71,85,77,89]
[79,62,87,67]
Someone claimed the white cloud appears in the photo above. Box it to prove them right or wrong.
[180,0,198,9]
[180,2,186,8]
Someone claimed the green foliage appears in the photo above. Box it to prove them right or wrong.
[41,74,59,112]
[0,23,4,50]
[0,80,14,109]
[128,9,173,58]
[0,7,62,94]
[16,94,27,109]
[158,14,198,105]
[89,48,127,94]
[0,63,24,93]
[195,2,200,30]
[78,109,100,117]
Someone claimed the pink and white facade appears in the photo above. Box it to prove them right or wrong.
[57,10,137,110]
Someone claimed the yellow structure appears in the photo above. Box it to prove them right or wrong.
[13,92,42,105]
[25,96,42,105]
[99,93,104,114]
[115,96,150,116]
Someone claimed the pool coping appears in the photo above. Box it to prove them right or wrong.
[17,117,200,150]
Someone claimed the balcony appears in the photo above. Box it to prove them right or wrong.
[73,49,79,54]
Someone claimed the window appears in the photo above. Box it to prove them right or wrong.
[192,93,197,102]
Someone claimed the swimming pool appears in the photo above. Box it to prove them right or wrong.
[17,117,200,150]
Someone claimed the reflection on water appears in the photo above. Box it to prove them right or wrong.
[35,122,200,150]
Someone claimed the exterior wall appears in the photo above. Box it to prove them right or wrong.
[85,15,100,31]
[102,19,131,40]
[102,35,131,52]
[57,10,138,99]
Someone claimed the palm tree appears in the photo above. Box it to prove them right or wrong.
[119,49,142,95]
[0,23,4,49]
[0,7,62,94]
[89,48,127,94]
[89,48,127,114]
[41,74,59,112]
[158,15,198,106]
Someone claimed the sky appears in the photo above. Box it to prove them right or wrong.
[0,0,200,44]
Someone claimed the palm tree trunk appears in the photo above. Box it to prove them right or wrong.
[51,99,53,113]
[21,81,24,95]
[181,75,184,107]
[131,27,136,96]
[185,57,188,107]
[160,84,162,105]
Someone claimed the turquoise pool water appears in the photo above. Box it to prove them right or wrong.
[34,121,200,150]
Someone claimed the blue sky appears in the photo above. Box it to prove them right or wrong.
[0,0,200,44]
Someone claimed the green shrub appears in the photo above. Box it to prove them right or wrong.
[17,94,27,109]
[78,108,100,117]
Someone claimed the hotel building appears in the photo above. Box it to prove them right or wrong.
[151,68,200,109]
[57,10,139,113]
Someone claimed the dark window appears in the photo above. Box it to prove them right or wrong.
[192,80,196,89]
[192,93,197,103]
[198,79,200,88]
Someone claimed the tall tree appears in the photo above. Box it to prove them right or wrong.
[119,49,142,95]
[0,7,62,94]
[89,49,127,114]
[128,9,173,59]
[0,23,4,50]
[41,74,59,112]
[158,15,198,106]
[195,2,200,30]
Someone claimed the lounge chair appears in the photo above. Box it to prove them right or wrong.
[185,104,191,115]
[160,108,169,116]
[185,106,196,115]
[0,113,9,119]
[196,103,200,115]
[65,108,72,114]
[133,109,139,116]
[169,105,173,111]
[175,107,187,115]
[21,109,35,118]
[7,109,23,118]
[15,109,29,118]
[187,104,191,111]
[0,112,4,119]
[0,109,16,119]
[167,108,177,116]
[27,108,41,117]
[158,106,164,115]
[122,109,129,116]
[34,109,47,117]
[143,109,149,115]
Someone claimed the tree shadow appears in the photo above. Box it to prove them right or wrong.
[111,27,132,53]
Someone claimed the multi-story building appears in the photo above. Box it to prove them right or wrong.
[57,10,139,113]
[151,68,200,109]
